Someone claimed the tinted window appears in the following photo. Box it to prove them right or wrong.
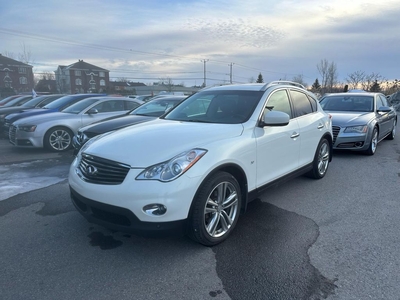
[62,98,99,113]
[21,95,50,107]
[37,95,64,107]
[265,90,292,118]
[125,100,142,110]
[91,100,127,112]
[290,90,313,117]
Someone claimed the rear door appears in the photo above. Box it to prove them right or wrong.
[289,89,325,167]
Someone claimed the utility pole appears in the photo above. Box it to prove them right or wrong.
[201,59,209,87]
[229,62,234,84]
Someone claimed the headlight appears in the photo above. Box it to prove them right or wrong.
[17,125,37,132]
[344,125,367,133]
[136,148,207,182]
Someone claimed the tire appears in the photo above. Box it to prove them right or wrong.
[307,138,330,179]
[385,119,396,140]
[44,126,73,152]
[365,127,378,156]
[188,171,241,246]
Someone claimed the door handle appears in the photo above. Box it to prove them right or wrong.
[291,132,300,138]
[317,123,324,129]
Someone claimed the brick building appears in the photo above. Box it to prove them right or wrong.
[55,60,110,94]
[0,54,34,95]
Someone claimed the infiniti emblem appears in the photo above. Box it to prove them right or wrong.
[86,165,98,176]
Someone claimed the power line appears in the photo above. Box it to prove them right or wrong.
[0,27,298,79]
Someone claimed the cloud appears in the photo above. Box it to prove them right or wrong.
[1,0,400,86]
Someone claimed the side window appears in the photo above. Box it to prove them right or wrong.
[308,95,318,111]
[375,96,384,110]
[379,95,389,107]
[265,90,292,118]
[290,90,313,117]
[125,100,141,110]
[92,101,114,113]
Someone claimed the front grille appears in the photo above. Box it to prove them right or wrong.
[9,125,17,144]
[77,153,130,185]
[332,126,340,144]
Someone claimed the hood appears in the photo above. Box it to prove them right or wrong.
[328,111,374,126]
[13,111,75,125]
[80,114,155,135]
[84,119,244,167]
[0,107,34,115]
[5,108,56,123]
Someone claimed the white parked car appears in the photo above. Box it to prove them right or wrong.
[9,96,144,152]
[69,82,333,246]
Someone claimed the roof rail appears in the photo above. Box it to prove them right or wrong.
[261,81,305,91]
[199,83,232,91]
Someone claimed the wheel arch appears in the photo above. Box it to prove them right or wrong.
[322,132,333,162]
[43,125,75,151]
[187,163,249,221]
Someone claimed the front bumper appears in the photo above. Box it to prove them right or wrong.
[332,126,371,151]
[70,187,187,236]
[9,125,42,148]
[68,156,201,234]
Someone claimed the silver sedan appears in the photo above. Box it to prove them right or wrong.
[9,96,144,152]
[319,92,397,155]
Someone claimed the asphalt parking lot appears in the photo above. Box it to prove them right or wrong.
[1,130,400,299]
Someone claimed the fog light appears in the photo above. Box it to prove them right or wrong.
[143,204,167,216]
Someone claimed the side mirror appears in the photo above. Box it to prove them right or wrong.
[87,108,98,114]
[377,106,391,113]
[260,110,290,127]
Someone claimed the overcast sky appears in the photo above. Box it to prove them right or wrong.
[1,0,399,88]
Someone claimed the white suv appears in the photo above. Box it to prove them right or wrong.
[69,81,333,246]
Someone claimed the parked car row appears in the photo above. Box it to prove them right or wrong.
[319,91,397,155]
[1,83,397,247]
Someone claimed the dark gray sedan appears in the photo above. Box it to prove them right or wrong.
[319,92,397,155]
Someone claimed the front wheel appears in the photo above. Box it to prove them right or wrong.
[44,126,73,152]
[307,138,330,179]
[365,127,378,156]
[188,172,241,246]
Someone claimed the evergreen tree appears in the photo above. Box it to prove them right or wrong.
[369,80,381,92]
[311,78,321,91]
[256,73,264,83]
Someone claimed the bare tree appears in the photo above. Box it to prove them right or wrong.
[159,77,174,92]
[2,51,15,59]
[317,59,329,91]
[346,70,366,90]
[362,72,385,91]
[18,42,34,65]
[317,59,338,93]
[326,62,338,93]
[291,74,308,88]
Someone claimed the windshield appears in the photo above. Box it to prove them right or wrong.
[21,95,50,107]
[62,98,100,114]
[164,90,263,124]
[131,97,184,117]
[3,95,31,107]
[320,95,374,112]
[0,95,19,105]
